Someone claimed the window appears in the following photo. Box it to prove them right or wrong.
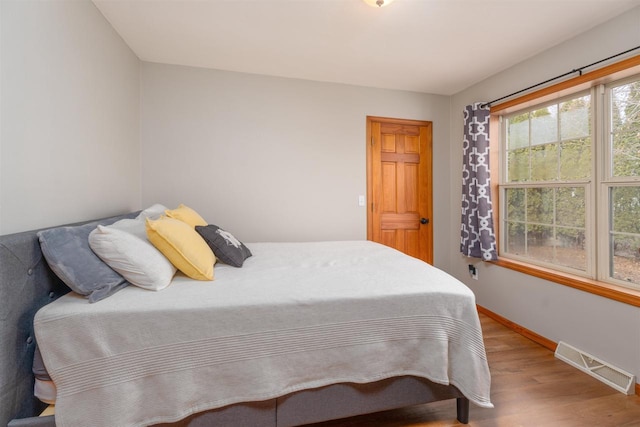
[607,77,640,286]
[498,73,640,293]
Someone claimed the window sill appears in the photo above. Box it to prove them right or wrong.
[492,258,640,308]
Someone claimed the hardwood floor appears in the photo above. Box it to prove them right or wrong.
[309,314,640,427]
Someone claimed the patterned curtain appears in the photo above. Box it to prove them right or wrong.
[460,103,498,261]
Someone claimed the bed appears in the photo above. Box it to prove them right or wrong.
[1,211,492,427]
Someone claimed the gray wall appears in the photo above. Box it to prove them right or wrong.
[449,7,640,383]
[140,63,453,269]
[0,0,141,235]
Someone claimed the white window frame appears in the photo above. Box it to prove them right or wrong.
[499,89,596,277]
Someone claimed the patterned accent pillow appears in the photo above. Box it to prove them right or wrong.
[195,225,252,267]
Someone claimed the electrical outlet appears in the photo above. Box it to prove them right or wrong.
[468,264,478,280]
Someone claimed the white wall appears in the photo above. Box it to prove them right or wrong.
[450,7,640,382]
[140,63,454,269]
[0,0,140,235]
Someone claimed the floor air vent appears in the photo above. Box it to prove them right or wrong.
[555,341,635,395]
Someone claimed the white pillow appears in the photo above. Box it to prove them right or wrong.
[89,220,176,291]
[136,203,168,221]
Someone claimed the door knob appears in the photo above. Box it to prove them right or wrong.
[420,218,429,225]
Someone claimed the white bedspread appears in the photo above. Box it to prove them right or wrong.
[35,241,492,427]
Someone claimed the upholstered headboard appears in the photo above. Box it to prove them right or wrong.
[0,213,138,426]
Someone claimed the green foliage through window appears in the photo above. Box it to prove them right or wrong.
[505,95,591,183]
[612,81,640,177]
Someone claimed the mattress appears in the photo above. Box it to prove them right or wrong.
[34,241,492,427]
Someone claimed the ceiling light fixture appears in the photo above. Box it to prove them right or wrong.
[362,0,396,7]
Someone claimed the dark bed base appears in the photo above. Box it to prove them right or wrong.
[9,379,469,427]
[1,213,470,427]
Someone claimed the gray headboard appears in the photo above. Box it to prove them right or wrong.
[0,212,138,426]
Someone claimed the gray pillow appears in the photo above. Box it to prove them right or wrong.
[195,225,252,267]
[38,219,133,303]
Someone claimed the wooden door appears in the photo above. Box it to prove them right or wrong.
[367,116,433,264]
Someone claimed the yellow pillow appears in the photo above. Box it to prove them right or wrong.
[145,217,215,281]
[165,204,207,228]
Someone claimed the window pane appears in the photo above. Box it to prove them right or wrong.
[612,128,640,177]
[507,148,529,182]
[531,105,558,146]
[527,225,554,264]
[556,227,586,271]
[611,80,640,178]
[560,95,591,141]
[610,186,640,286]
[560,138,591,180]
[508,113,529,150]
[611,234,640,286]
[611,186,640,234]
[505,221,525,255]
[527,188,553,224]
[505,188,525,221]
[557,188,587,271]
[531,143,558,181]
[556,187,585,228]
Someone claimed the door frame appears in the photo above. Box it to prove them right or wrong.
[366,115,434,263]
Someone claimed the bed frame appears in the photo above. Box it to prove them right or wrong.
[1,213,470,427]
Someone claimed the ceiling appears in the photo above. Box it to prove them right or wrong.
[93,0,640,95]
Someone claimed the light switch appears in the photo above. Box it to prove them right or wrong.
[358,195,365,206]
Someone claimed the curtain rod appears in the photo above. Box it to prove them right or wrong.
[481,45,640,108]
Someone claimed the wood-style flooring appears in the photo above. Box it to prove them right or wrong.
[310,313,640,427]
